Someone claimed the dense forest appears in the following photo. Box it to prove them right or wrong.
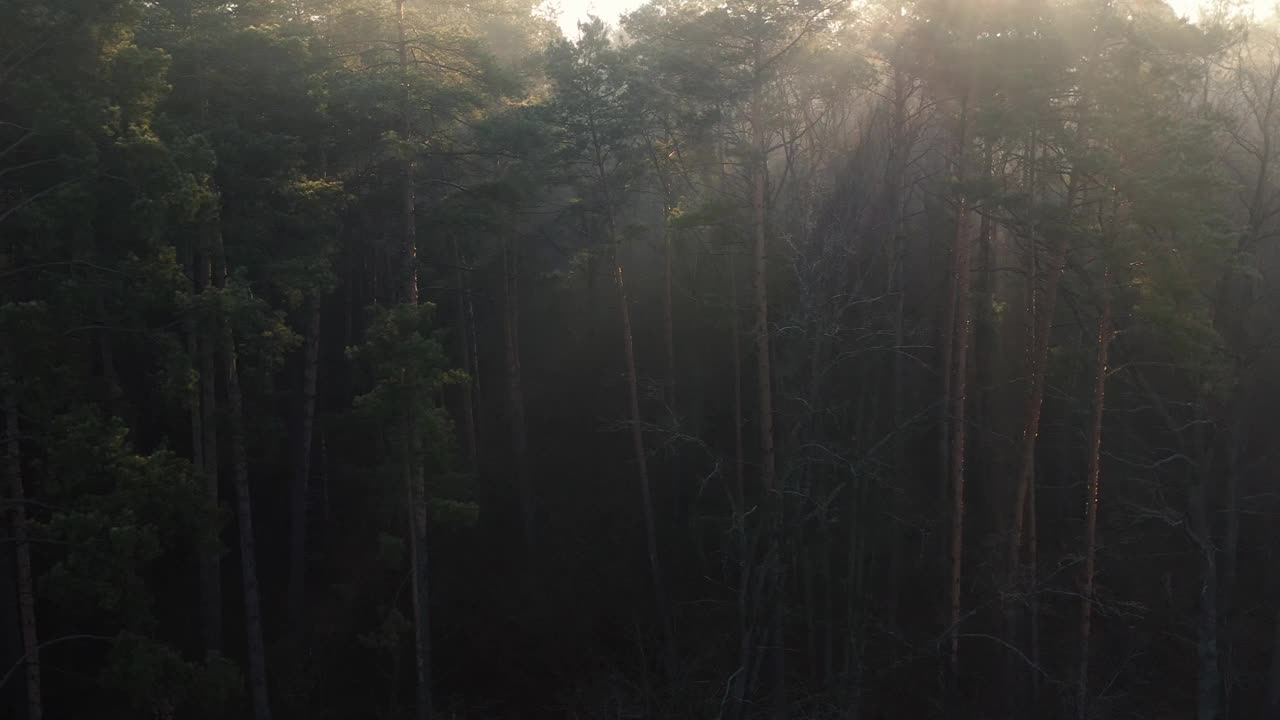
[6,0,1280,717]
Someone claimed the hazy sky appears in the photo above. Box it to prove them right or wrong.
[539,0,643,36]
[540,0,1276,39]
[1167,0,1275,19]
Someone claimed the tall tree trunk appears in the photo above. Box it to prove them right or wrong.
[730,249,745,507]
[396,0,417,308]
[178,0,212,659]
[0,465,18,720]
[946,91,976,694]
[1264,604,1280,718]
[1024,129,1043,710]
[803,554,816,686]
[288,293,322,632]
[885,62,911,630]
[1222,424,1241,617]
[1006,161,1079,714]
[1010,173,1078,575]
[663,217,684,535]
[1135,368,1222,720]
[615,254,677,673]
[407,419,432,720]
[585,93,674,671]
[1190,464,1222,720]
[453,238,479,477]
[1027,449,1041,704]
[345,235,355,352]
[820,534,833,685]
[938,228,958,510]
[1220,403,1242,719]
[723,159,746,514]
[750,78,784,720]
[973,149,995,510]
[392,393,432,720]
[946,208,974,696]
[885,228,909,660]
[4,374,40,720]
[663,219,676,413]
[198,243,224,658]
[845,426,870,719]
[1077,276,1111,720]
[464,262,482,424]
[502,235,533,551]
[184,262,204,484]
[190,241,223,659]
[95,291,124,418]
[396,2,431,716]
[211,230,273,720]
[726,247,751,720]
[751,95,776,498]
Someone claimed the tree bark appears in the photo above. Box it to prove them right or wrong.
[725,247,753,720]
[1135,370,1222,720]
[0,475,18,720]
[720,149,746,515]
[1264,604,1280,719]
[1010,173,1078,575]
[452,238,479,477]
[663,217,685,536]
[502,234,533,551]
[187,240,223,659]
[943,82,977,694]
[407,419,432,720]
[1077,275,1111,720]
[4,374,40,720]
[1007,165,1079,713]
[1027,449,1041,704]
[583,81,674,670]
[1024,129,1043,710]
[938,226,958,510]
[1222,425,1240,620]
[751,91,776,497]
[729,250,746,513]
[94,290,124,420]
[615,255,677,673]
[1190,464,1223,720]
[396,0,417,308]
[198,244,223,658]
[663,219,676,413]
[750,75,784,720]
[395,2,431,715]
[803,553,816,686]
[288,292,322,632]
[1220,403,1242,718]
[464,260,482,425]
[885,62,912,630]
[211,230,273,720]
[946,206,974,689]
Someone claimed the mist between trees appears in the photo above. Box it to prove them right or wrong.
[3,0,1280,718]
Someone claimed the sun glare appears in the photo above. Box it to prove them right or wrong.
[540,0,646,37]
[1165,0,1274,20]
